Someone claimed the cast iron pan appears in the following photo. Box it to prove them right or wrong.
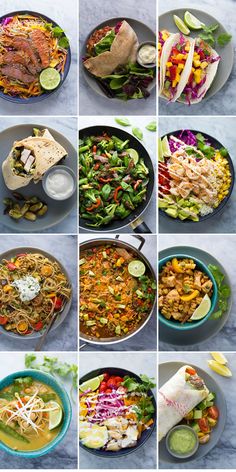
[79,125,155,233]
[159,130,235,223]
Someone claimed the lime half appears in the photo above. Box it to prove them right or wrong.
[40,68,61,91]
[126,148,139,165]
[208,360,232,377]
[80,374,104,393]
[184,11,205,30]
[210,352,228,365]
[162,135,171,157]
[173,15,190,35]
[128,260,146,277]
[48,401,63,430]
[158,138,164,162]
[190,294,211,320]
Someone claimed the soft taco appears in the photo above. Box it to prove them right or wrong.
[83,20,139,77]
[2,129,67,190]
[158,30,172,87]
[159,33,195,101]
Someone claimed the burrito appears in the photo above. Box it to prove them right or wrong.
[158,365,209,441]
[83,20,139,78]
[2,129,68,190]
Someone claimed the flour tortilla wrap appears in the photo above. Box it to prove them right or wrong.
[84,20,139,78]
[159,33,195,101]
[158,365,209,441]
[2,131,67,190]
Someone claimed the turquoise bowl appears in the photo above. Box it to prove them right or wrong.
[0,369,72,458]
[159,254,218,331]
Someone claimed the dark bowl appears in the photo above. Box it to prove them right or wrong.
[159,130,235,223]
[0,10,71,104]
[79,367,156,457]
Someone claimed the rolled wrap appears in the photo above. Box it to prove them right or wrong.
[158,365,209,441]
[84,20,139,78]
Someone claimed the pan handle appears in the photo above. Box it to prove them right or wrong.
[130,217,152,234]
[79,343,87,350]
[115,234,145,251]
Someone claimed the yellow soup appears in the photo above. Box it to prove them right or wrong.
[0,377,63,452]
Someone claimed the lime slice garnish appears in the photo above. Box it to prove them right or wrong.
[48,401,63,430]
[80,374,104,393]
[190,294,211,320]
[184,11,205,30]
[207,360,232,377]
[158,138,164,162]
[126,148,139,165]
[40,68,61,91]
[210,352,228,365]
[162,135,171,157]
[128,260,146,277]
[173,15,190,35]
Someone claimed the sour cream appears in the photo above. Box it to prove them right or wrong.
[45,169,75,200]
[138,44,156,66]
[12,276,40,302]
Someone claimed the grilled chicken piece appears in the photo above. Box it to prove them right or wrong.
[0,51,37,75]
[202,280,213,293]
[194,271,202,290]
[108,430,123,440]
[0,64,36,84]
[11,37,41,72]
[162,275,176,288]
[166,289,180,302]
[30,30,50,68]
[20,148,32,164]
[105,440,121,451]
[24,155,35,172]
[116,248,132,261]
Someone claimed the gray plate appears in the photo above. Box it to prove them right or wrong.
[0,124,77,232]
[159,8,234,101]
[159,361,227,464]
[81,17,156,100]
[159,246,232,346]
[0,246,72,340]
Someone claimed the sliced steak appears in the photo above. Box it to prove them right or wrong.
[0,64,36,84]
[11,37,41,72]
[0,51,38,75]
[30,30,50,68]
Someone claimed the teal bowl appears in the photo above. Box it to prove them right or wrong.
[159,254,218,331]
[0,369,72,458]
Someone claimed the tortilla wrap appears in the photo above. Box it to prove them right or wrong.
[84,20,139,78]
[158,365,209,441]
[2,131,67,190]
[159,33,195,101]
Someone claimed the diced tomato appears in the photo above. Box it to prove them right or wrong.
[25,330,33,335]
[105,389,112,394]
[7,262,17,271]
[198,417,209,433]
[171,47,181,56]
[53,297,63,310]
[99,381,107,393]
[114,376,123,386]
[34,321,43,331]
[0,316,8,325]
[186,367,196,375]
[208,406,219,420]
[107,377,117,389]
[103,372,110,382]
[198,50,206,60]
[169,65,177,81]
[188,72,194,84]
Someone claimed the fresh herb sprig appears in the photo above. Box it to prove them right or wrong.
[122,374,156,392]
[198,23,232,47]
[45,23,70,49]
[208,264,231,319]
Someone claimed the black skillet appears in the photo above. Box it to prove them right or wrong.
[79,125,155,233]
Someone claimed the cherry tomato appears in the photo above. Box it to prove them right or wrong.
[105,389,112,394]
[107,377,117,389]
[103,372,110,382]
[208,406,219,420]
[53,297,63,310]
[186,367,196,376]
[99,381,107,393]
[7,262,17,271]
[34,321,43,331]
[198,417,209,433]
[0,316,7,325]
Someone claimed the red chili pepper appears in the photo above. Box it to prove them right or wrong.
[169,65,177,81]
[92,145,97,153]
[93,163,100,170]
[34,321,43,331]
[99,178,112,183]
[114,186,123,203]
[0,316,8,325]
[86,198,101,212]
[53,297,63,310]
[7,262,17,271]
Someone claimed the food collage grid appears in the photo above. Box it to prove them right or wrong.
[0,0,236,470]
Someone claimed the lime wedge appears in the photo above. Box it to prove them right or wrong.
[48,401,63,430]
[162,135,171,157]
[210,352,228,365]
[40,68,61,91]
[158,138,164,162]
[190,294,211,320]
[126,148,139,165]
[208,360,232,377]
[128,260,146,277]
[80,374,104,393]
[184,11,205,30]
[173,15,190,35]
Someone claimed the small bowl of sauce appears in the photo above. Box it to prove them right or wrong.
[137,41,156,68]
[166,425,199,459]
[43,165,76,201]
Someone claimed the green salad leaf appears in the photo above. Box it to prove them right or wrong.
[217,33,232,47]
[208,264,231,319]
[95,30,115,55]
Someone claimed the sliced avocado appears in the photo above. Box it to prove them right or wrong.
[207,392,215,402]
[178,210,191,220]
[159,199,170,209]
[193,410,203,419]
[165,207,178,218]
[192,422,201,433]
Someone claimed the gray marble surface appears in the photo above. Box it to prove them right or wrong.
[0,352,78,469]
[0,117,77,234]
[79,351,157,469]
[79,234,157,351]
[159,116,236,234]
[0,0,77,116]
[79,116,157,233]
[79,0,156,115]
[0,235,78,352]
[159,233,236,351]
[159,0,236,116]
[159,352,236,469]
